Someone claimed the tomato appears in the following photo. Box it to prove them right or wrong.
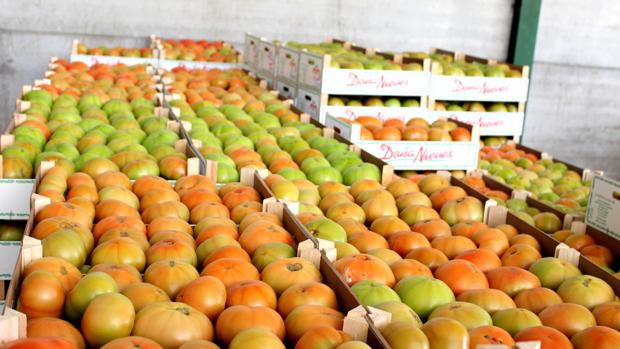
[486,266,541,297]
[189,201,230,224]
[421,317,469,349]
[95,200,141,222]
[0,222,24,241]
[238,222,295,255]
[514,287,563,314]
[22,257,81,293]
[533,212,562,234]
[27,317,85,349]
[333,341,371,349]
[133,176,172,198]
[295,326,351,349]
[229,328,285,349]
[143,260,199,299]
[1,338,78,349]
[347,231,389,253]
[572,326,620,349]
[201,258,259,288]
[98,185,139,209]
[81,293,135,348]
[472,228,510,256]
[468,325,515,348]
[177,339,220,349]
[514,326,573,349]
[132,302,213,349]
[388,231,431,257]
[557,274,614,309]
[405,247,449,271]
[593,302,620,331]
[303,218,347,243]
[399,206,440,227]
[196,235,240,266]
[2,156,34,178]
[277,282,339,318]
[100,336,164,349]
[215,305,285,346]
[142,201,190,224]
[17,270,65,318]
[454,248,501,273]
[284,304,344,344]
[389,259,432,283]
[394,275,455,320]
[175,276,227,321]
[429,301,492,330]
[374,301,422,326]
[88,263,141,291]
[538,303,596,338]
[239,212,281,233]
[456,288,516,315]
[121,282,170,313]
[222,186,261,210]
[381,322,429,349]
[439,196,483,226]
[430,186,467,210]
[226,280,277,309]
[418,174,450,195]
[350,279,400,307]
[93,216,146,243]
[528,257,582,289]
[491,308,542,336]
[431,235,477,259]
[333,254,395,287]
[501,243,542,269]
[251,242,296,271]
[146,238,198,267]
[98,228,151,252]
[42,230,87,267]
[64,271,119,322]
[434,259,488,296]
[147,216,193,239]
[150,233,196,254]
[261,257,322,295]
[369,216,410,239]
[94,171,131,190]
[91,237,146,271]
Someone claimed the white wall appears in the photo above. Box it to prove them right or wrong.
[523,0,620,178]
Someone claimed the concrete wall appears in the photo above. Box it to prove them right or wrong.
[1,0,618,177]
[523,0,620,179]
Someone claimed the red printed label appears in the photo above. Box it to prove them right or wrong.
[380,144,454,163]
[346,72,409,89]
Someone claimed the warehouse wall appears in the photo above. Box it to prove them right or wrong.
[524,0,620,179]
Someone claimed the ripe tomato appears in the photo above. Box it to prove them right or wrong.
[261,257,322,295]
[226,280,277,309]
[132,302,213,349]
[333,254,395,287]
[175,276,227,321]
[17,270,65,318]
[22,256,81,293]
[514,326,572,349]
[277,281,339,318]
[27,317,85,349]
[1,338,78,349]
[81,293,135,348]
[100,336,163,349]
[284,304,344,343]
[143,260,199,299]
[215,305,284,346]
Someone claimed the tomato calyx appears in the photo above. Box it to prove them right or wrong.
[287,263,304,272]
[175,306,191,315]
